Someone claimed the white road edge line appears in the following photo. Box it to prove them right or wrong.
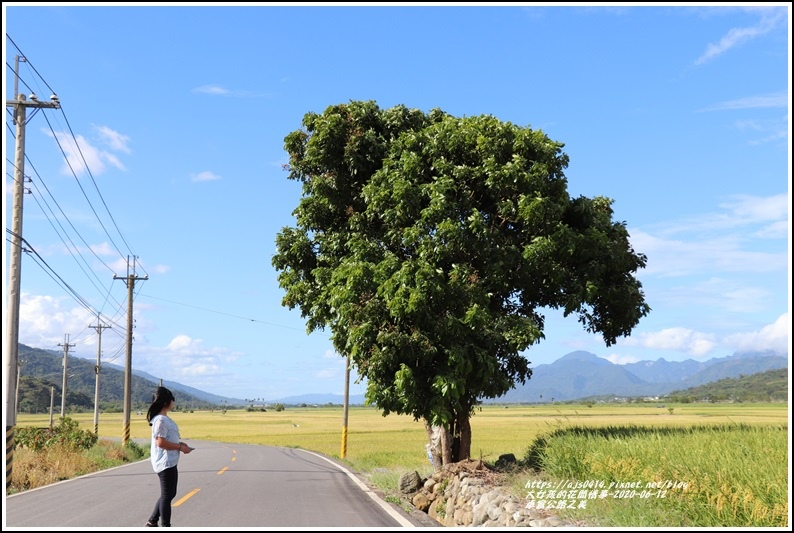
[302,450,417,527]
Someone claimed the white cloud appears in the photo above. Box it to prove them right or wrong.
[109,257,131,274]
[622,327,718,357]
[18,293,95,349]
[695,8,786,65]
[100,152,125,172]
[604,353,641,365]
[619,315,790,359]
[699,92,789,112]
[192,85,231,95]
[646,277,771,314]
[700,96,789,146]
[133,258,167,276]
[89,242,118,256]
[156,335,244,384]
[49,130,127,176]
[747,125,789,146]
[191,171,221,182]
[179,362,225,377]
[162,335,241,363]
[718,194,789,224]
[630,193,789,277]
[191,85,273,98]
[753,220,788,239]
[315,350,347,381]
[166,334,196,351]
[150,264,171,275]
[95,125,132,154]
[723,313,791,354]
[631,230,785,277]
[650,194,789,235]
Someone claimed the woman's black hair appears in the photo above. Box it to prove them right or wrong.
[146,386,175,425]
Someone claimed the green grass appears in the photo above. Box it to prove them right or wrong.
[8,439,147,494]
[519,423,788,527]
[13,402,789,526]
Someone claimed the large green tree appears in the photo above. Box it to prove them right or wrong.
[273,100,650,468]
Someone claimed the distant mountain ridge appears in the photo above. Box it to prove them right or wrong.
[16,344,366,408]
[103,362,249,405]
[16,344,229,410]
[16,344,787,408]
[487,349,788,403]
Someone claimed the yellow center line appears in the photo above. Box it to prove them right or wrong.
[173,488,200,506]
[175,451,236,506]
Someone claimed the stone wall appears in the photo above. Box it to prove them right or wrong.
[399,459,580,527]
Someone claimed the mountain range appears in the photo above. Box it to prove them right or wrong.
[14,344,788,409]
[486,349,789,403]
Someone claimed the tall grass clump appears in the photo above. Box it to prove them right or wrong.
[521,423,788,527]
[8,417,149,495]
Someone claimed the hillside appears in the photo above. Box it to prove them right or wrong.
[15,344,228,414]
[664,368,789,403]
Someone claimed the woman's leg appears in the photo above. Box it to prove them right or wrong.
[158,466,179,527]
[147,479,162,526]
[147,499,160,526]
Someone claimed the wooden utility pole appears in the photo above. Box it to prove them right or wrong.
[49,387,55,428]
[58,335,75,417]
[14,359,25,415]
[5,54,60,489]
[341,354,350,458]
[90,321,111,435]
[114,257,147,445]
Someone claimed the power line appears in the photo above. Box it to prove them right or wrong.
[137,293,329,335]
[23,155,131,319]
[6,35,58,96]
[23,159,122,292]
[6,34,147,280]
[7,152,119,277]
[6,36,146,348]
[5,229,108,322]
[40,110,132,263]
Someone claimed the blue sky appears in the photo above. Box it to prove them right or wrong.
[3,3,790,402]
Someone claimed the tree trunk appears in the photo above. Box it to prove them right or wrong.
[423,420,443,473]
[440,425,453,466]
[425,409,474,468]
[454,409,472,462]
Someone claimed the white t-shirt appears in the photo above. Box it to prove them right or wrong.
[150,414,181,473]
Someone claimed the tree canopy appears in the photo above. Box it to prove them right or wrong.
[273,100,650,466]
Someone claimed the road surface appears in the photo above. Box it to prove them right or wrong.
[4,440,437,528]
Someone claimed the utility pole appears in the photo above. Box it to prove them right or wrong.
[341,354,350,458]
[114,257,147,445]
[14,359,26,415]
[49,387,55,428]
[58,335,75,417]
[5,54,60,489]
[90,320,111,435]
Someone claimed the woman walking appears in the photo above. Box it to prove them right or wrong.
[145,386,192,527]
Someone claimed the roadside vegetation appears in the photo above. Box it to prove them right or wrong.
[10,403,788,527]
[8,416,148,495]
[514,423,788,527]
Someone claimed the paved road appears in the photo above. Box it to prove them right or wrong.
[5,441,436,528]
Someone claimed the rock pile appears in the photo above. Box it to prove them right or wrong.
[398,457,583,527]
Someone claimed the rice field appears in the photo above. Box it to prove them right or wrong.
[14,401,789,526]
